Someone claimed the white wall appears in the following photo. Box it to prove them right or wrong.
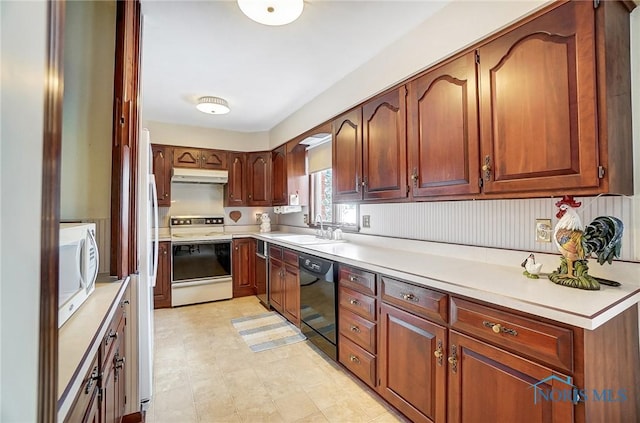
[0,1,47,421]
[60,1,116,220]
[146,120,270,151]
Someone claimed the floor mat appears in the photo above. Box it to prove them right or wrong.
[231,311,306,352]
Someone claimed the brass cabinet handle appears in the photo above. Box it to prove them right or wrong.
[401,293,419,302]
[448,344,458,373]
[482,155,491,181]
[164,193,169,198]
[114,355,126,370]
[483,320,518,336]
[349,299,359,306]
[411,168,419,188]
[348,275,358,282]
[349,354,360,364]
[350,325,361,333]
[105,329,117,346]
[433,339,444,366]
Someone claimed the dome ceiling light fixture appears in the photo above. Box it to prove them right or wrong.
[237,0,304,26]
[196,96,230,115]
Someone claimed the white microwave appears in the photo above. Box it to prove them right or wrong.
[59,223,100,327]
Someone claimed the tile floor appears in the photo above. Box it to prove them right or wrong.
[147,296,407,423]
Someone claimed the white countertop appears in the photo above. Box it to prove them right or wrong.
[254,231,640,330]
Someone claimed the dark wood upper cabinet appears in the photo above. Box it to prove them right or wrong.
[478,1,598,194]
[173,147,227,170]
[408,53,480,198]
[247,152,271,206]
[362,87,408,201]
[151,144,171,207]
[271,146,287,206]
[226,152,247,206]
[332,109,363,203]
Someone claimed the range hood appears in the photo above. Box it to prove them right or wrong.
[171,168,228,184]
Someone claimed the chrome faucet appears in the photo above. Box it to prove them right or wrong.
[315,213,324,238]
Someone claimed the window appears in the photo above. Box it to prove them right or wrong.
[310,169,358,228]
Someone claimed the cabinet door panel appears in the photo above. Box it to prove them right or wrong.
[332,109,362,202]
[153,241,171,309]
[448,331,573,423]
[479,1,598,193]
[362,88,407,200]
[172,147,202,168]
[247,152,271,206]
[232,239,255,297]
[152,145,171,206]
[201,149,227,169]
[272,147,287,206]
[408,52,480,197]
[269,259,284,313]
[283,264,300,326]
[226,152,246,206]
[379,304,446,423]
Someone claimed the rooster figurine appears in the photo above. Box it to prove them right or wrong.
[549,195,624,290]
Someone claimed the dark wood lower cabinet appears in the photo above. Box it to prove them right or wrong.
[447,330,573,423]
[283,263,300,326]
[269,257,284,313]
[153,241,171,309]
[379,303,447,423]
[232,238,255,297]
[65,289,129,423]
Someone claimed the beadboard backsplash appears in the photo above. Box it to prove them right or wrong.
[358,196,638,262]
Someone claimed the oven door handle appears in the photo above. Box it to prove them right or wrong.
[172,279,231,288]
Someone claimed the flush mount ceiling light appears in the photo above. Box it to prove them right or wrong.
[237,0,304,26]
[196,96,230,115]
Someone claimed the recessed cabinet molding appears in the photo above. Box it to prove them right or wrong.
[173,147,228,170]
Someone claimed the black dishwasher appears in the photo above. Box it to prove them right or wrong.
[299,253,338,360]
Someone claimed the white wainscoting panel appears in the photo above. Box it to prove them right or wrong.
[359,196,637,261]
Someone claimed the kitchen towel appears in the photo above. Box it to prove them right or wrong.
[231,312,306,352]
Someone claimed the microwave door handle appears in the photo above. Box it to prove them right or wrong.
[77,238,86,288]
[150,177,159,287]
[86,228,99,284]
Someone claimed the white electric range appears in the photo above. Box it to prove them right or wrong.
[170,216,233,306]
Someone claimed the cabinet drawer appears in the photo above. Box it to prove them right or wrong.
[339,336,377,388]
[339,286,376,321]
[450,297,573,372]
[381,276,448,324]
[269,245,283,260]
[103,305,124,365]
[283,249,298,266]
[339,308,376,354]
[64,352,99,423]
[339,265,376,295]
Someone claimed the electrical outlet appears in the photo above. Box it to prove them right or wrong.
[255,213,262,224]
[303,214,308,224]
[362,215,371,228]
[535,218,552,243]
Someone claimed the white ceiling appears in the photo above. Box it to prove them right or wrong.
[140,0,450,133]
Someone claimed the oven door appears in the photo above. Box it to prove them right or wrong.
[171,240,232,284]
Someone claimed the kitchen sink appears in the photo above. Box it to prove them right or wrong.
[271,234,346,246]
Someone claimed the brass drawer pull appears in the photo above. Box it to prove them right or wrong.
[483,320,518,336]
[448,344,458,373]
[349,299,360,306]
[433,339,444,366]
[84,366,99,394]
[401,293,419,302]
[350,325,361,333]
[349,354,360,364]
[348,275,358,282]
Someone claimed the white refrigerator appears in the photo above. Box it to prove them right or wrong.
[137,128,158,412]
